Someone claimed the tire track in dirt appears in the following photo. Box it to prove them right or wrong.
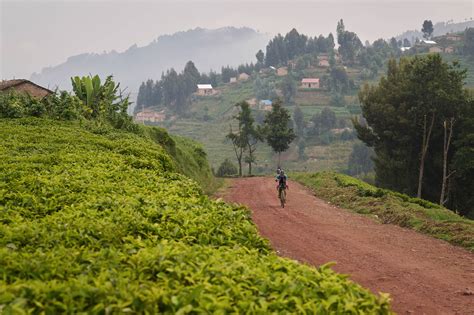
[220,177,474,315]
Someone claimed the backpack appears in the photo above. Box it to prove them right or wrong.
[278,175,287,187]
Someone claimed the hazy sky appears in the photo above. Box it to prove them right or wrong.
[1,0,473,79]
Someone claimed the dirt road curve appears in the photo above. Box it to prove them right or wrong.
[221,177,474,315]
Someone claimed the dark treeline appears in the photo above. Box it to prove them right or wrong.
[264,29,335,67]
[136,61,262,113]
[354,54,473,217]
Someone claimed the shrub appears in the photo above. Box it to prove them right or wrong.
[216,158,238,177]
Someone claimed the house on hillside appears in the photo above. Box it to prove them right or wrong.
[259,99,272,111]
[276,67,288,76]
[196,84,214,96]
[0,79,53,99]
[301,78,320,89]
[318,59,330,67]
[444,46,455,54]
[429,46,443,53]
[317,54,329,61]
[229,77,237,83]
[446,33,462,41]
[246,98,257,107]
[238,73,250,81]
[421,39,437,45]
[135,110,166,123]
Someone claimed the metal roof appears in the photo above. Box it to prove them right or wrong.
[301,78,319,83]
[197,84,213,89]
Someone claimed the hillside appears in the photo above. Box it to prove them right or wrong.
[30,27,270,94]
[396,20,474,42]
[0,118,391,313]
[153,64,369,174]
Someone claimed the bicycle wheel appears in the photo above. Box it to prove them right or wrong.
[280,189,286,208]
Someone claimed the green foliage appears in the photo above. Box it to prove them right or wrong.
[0,118,391,313]
[263,98,296,162]
[0,91,82,120]
[355,55,471,210]
[336,19,363,65]
[216,158,238,177]
[464,28,474,56]
[422,20,434,39]
[280,75,297,104]
[347,142,374,176]
[293,172,474,251]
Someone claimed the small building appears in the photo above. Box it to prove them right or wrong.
[318,59,330,67]
[301,78,320,89]
[446,33,462,41]
[238,73,250,81]
[276,67,288,76]
[229,77,237,83]
[429,46,443,53]
[317,54,329,61]
[421,39,437,45]
[246,98,257,107]
[135,110,166,123]
[400,46,411,52]
[444,46,455,54]
[196,84,214,96]
[0,79,53,99]
[259,99,272,111]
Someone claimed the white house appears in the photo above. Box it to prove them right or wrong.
[196,84,214,96]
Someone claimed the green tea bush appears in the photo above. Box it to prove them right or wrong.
[0,119,391,313]
[216,158,238,177]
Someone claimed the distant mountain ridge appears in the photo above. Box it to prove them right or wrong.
[396,20,474,43]
[31,27,270,94]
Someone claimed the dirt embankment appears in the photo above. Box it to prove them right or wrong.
[220,177,474,315]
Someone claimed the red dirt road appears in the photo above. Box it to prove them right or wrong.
[221,177,474,315]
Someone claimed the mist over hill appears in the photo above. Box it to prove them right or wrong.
[30,27,270,95]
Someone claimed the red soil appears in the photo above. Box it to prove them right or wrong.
[221,177,474,315]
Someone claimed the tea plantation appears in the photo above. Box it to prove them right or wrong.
[0,118,391,313]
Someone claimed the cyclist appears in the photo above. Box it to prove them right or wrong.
[275,169,288,199]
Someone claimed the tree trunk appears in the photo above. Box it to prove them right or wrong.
[237,157,242,177]
[440,118,454,205]
[248,161,252,176]
[417,113,435,198]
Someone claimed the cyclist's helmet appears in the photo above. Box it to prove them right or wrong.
[280,170,285,175]
[276,168,281,174]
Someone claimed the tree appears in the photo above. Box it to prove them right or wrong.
[354,55,469,205]
[310,107,336,136]
[263,98,296,166]
[216,159,238,177]
[256,49,265,64]
[422,20,434,39]
[280,75,297,105]
[403,38,411,47]
[236,101,262,175]
[451,99,474,216]
[336,19,363,65]
[347,142,374,175]
[227,124,245,177]
[293,106,305,137]
[463,27,474,56]
[439,118,455,205]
